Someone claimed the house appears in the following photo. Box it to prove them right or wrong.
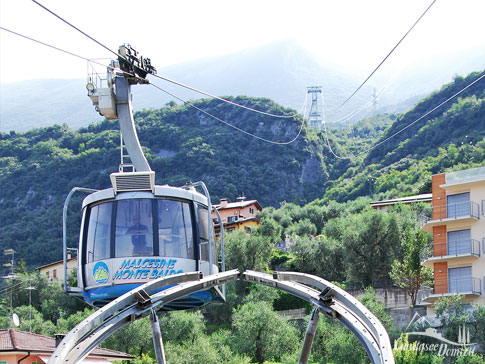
[212,197,262,235]
[36,251,77,282]
[0,329,133,364]
[370,193,432,211]
[419,166,485,313]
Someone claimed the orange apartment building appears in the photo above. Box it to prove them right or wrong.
[419,166,485,313]
[212,197,262,235]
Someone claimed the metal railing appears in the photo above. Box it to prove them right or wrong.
[420,277,482,301]
[420,201,480,226]
[420,239,481,263]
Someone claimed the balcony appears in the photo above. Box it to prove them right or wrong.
[420,239,481,267]
[419,277,482,303]
[420,201,480,232]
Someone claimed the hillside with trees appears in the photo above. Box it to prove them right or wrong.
[0,69,485,364]
[0,70,484,271]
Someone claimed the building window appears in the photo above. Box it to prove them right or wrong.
[46,271,49,278]
[226,227,235,233]
[227,216,239,223]
[249,208,255,214]
[446,193,470,218]
[449,266,472,293]
[53,269,57,279]
[447,229,471,255]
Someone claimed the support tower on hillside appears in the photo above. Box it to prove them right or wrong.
[307,86,323,129]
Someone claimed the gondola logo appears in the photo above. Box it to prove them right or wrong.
[93,262,109,284]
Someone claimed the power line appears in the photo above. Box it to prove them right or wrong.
[322,70,485,160]
[337,0,438,109]
[31,0,121,59]
[150,82,307,145]
[150,74,303,119]
[0,27,113,70]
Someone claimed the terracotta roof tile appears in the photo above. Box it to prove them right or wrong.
[0,329,132,359]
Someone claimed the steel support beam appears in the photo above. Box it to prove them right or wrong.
[150,309,166,364]
[49,270,394,364]
[115,76,151,172]
[298,308,319,364]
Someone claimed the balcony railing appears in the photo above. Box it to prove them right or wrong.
[419,277,482,303]
[420,277,482,301]
[420,201,480,226]
[420,239,481,263]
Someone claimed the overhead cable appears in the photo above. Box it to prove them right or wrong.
[31,0,122,59]
[150,74,303,119]
[0,26,113,70]
[0,25,306,145]
[30,0,303,120]
[150,82,307,145]
[337,0,438,109]
[323,70,485,159]
[365,71,485,153]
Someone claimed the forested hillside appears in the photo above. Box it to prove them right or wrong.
[0,97,349,268]
[320,70,485,202]
[0,70,484,270]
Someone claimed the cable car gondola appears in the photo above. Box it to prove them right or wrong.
[63,45,224,309]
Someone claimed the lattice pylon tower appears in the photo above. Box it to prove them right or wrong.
[307,86,323,129]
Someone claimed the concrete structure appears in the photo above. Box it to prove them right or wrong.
[0,329,133,363]
[212,197,262,235]
[36,251,77,282]
[419,166,485,313]
[370,193,432,211]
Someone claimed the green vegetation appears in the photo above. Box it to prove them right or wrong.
[0,70,484,363]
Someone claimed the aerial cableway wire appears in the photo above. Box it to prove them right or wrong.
[149,74,303,119]
[0,27,114,71]
[323,70,485,160]
[336,0,438,110]
[31,0,122,60]
[30,0,304,120]
[149,82,308,145]
[0,25,307,145]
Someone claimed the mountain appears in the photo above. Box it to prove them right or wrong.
[320,70,485,203]
[8,39,480,133]
[0,79,103,132]
[1,70,484,270]
[0,96,348,269]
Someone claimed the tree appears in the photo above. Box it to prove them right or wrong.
[158,311,205,344]
[224,230,272,272]
[343,210,401,288]
[103,317,153,357]
[390,228,433,307]
[288,235,345,282]
[231,302,299,363]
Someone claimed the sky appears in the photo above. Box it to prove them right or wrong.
[1,0,484,85]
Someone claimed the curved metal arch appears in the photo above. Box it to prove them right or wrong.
[49,270,394,364]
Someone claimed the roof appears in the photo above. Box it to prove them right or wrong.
[215,216,259,228]
[0,329,133,359]
[36,257,77,270]
[370,193,432,208]
[213,199,262,211]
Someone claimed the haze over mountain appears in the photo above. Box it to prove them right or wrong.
[1,40,483,132]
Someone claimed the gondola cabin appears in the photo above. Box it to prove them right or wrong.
[70,171,223,309]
